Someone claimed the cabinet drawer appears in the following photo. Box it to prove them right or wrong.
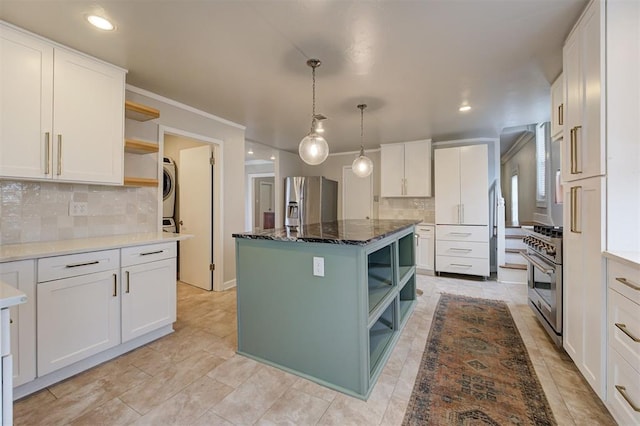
[121,242,176,267]
[609,289,640,373]
[38,249,119,282]
[436,225,488,242]
[436,255,489,276]
[416,225,434,235]
[608,259,640,305]
[608,348,640,426]
[436,240,488,259]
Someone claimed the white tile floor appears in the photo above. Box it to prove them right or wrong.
[14,273,615,425]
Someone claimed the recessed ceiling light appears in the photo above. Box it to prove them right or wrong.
[87,15,115,31]
[459,105,472,112]
[247,149,254,155]
[270,155,276,160]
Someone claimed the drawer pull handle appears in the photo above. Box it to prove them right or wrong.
[449,232,472,237]
[126,271,130,294]
[616,277,640,291]
[615,385,640,412]
[449,248,472,252]
[615,323,640,343]
[66,260,99,268]
[112,274,117,297]
[450,264,472,268]
[140,250,163,256]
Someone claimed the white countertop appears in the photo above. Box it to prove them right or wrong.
[603,251,640,268]
[0,232,191,263]
[0,282,27,309]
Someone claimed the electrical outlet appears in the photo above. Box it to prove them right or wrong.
[69,201,88,216]
[313,257,324,277]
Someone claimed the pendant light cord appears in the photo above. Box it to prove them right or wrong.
[310,64,316,133]
[358,104,367,156]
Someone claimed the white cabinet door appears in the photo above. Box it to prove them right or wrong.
[459,145,488,225]
[434,147,461,224]
[122,258,176,343]
[53,49,124,184]
[380,144,405,197]
[563,176,606,397]
[37,270,120,376]
[0,24,53,180]
[550,73,564,141]
[562,1,604,182]
[0,261,36,387]
[404,140,431,197]
[416,226,434,271]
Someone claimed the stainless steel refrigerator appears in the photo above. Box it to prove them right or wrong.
[284,176,338,229]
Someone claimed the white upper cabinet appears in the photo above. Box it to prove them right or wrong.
[380,140,431,197]
[0,25,53,179]
[435,144,489,226]
[550,73,564,141]
[562,0,605,182]
[0,23,125,185]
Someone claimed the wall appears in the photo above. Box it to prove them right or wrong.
[0,180,156,244]
[126,86,245,288]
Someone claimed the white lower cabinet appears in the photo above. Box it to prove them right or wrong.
[0,260,36,387]
[435,225,489,277]
[37,268,120,376]
[415,224,434,272]
[606,256,640,425]
[121,243,177,342]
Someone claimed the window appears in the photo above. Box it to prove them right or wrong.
[511,173,519,225]
[536,123,547,207]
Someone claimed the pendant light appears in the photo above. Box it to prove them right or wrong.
[352,104,373,177]
[298,59,329,165]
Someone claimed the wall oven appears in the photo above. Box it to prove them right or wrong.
[521,225,563,347]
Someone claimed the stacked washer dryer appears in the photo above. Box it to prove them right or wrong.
[162,157,177,233]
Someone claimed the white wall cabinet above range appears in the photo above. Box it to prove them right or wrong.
[380,140,432,197]
[550,73,564,141]
[0,22,125,185]
[562,0,604,182]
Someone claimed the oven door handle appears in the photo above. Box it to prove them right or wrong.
[520,252,554,275]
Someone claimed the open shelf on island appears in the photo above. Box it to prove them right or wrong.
[399,275,416,326]
[123,177,158,187]
[125,100,160,122]
[369,301,396,376]
[125,139,159,154]
[397,232,415,283]
[367,245,394,313]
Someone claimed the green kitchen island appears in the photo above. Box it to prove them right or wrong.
[232,219,418,400]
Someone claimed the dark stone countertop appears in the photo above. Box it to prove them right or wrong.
[232,219,420,246]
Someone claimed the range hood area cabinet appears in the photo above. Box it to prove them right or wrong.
[380,140,432,197]
[0,22,125,185]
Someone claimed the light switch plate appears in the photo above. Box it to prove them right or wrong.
[313,257,324,277]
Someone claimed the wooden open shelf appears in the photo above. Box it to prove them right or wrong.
[125,138,159,154]
[125,100,160,122]
[123,177,159,187]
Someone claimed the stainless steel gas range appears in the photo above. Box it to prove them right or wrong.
[521,225,563,347]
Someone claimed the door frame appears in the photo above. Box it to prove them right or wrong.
[246,172,275,231]
[342,166,373,220]
[159,125,224,291]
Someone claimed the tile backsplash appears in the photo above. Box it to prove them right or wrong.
[378,197,435,223]
[0,180,158,245]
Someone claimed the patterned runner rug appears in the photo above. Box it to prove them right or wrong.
[403,293,556,426]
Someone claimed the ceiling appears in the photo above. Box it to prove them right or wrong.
[1,0,586,156]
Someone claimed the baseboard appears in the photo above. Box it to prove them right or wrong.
[222,278,236,291]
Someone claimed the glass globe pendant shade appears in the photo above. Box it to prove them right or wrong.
[298,132,329,165]
[352,154,373,177]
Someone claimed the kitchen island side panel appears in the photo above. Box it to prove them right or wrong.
[235,238,367,395]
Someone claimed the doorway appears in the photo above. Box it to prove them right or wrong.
[160,126,223,291]
[247,173,275,231]
[342,166,373,220]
